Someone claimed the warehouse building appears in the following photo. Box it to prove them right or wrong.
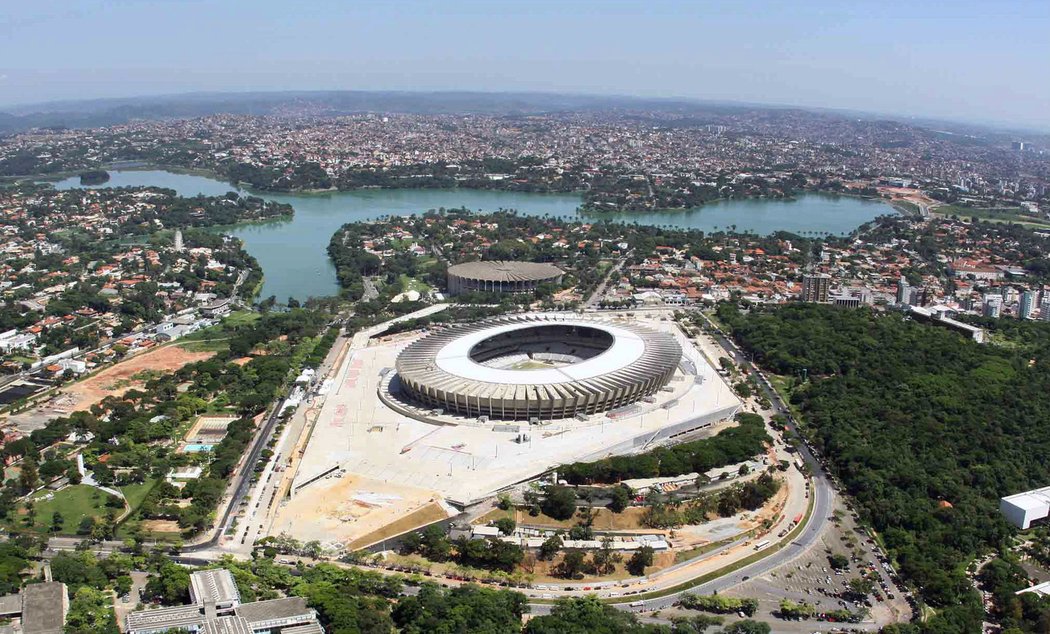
[1001,486,1050,529]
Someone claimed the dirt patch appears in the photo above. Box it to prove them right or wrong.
[272,474,450,547]
[509,507,658,533]
[68,346,215,410]
[140,519,182,533]
[6,345,215,431]
[347,502,451,550]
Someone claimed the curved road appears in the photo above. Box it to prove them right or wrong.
[529,312,837,613]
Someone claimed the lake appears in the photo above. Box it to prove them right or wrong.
[51,169,891,300]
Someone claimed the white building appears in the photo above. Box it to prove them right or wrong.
[1001,486,1050,529]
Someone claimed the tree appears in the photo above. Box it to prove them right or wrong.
[556,551,586,579]
[608,485,632,513]
[18,458,39,493]
[626,545,655,576]
[49,551,107,591]
[723,620,771,634]
[494,517,516,536]
[525,596,666,633]
[143,562,190,605]
[65,586,120,634]
[392,583,526,634]
[539,535,563,561]
[50,511,64,533]
[828,553,849,571]
[590,537,622,576]
[541,485,577,521]
[669,614,723,632]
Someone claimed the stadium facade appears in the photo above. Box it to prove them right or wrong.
[446,260,563,295]
[394,314,682,420]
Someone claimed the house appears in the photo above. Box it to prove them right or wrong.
[201,298,233,317]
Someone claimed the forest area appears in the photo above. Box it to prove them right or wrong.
[718,302,1050,632]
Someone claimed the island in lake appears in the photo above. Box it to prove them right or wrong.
[78,169,110,185]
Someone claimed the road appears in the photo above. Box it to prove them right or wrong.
[538,311,837,613]
[183,396,286,552]
[584,252,631,308]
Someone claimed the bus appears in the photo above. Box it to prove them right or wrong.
[753,540,771,550]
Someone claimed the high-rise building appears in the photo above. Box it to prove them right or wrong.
[1040,296,1050,322]
[800,274,830,303]
[1020,290,1037,320]
[896,277,911,306]
[174,229,184,252]
[984,296,1003,319]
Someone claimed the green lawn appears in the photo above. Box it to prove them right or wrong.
[223,311,261,328]
[399,274,432,294]
[936,205,1050,227]
[18,485,120,535]
[120,480,159,510]
[177,337,230,354]
[890,200,920,214]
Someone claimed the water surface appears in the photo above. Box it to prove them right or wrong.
[52,169,890,300]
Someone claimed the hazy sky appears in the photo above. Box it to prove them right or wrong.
[1,0,1047,129]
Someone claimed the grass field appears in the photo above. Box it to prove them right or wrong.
[177,337,230,353]
[399,274,432,294]
[120,480,159,509]
[935,205,1050,227]
[889,200,920,214]
[18,485,119,534]
[223,311,261,328]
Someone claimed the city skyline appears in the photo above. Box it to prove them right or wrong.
[1,0,1048,130]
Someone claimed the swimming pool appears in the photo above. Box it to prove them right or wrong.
[182,444,214,453]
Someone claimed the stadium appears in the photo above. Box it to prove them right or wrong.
[446,260,564,295]
[393,314,682,420]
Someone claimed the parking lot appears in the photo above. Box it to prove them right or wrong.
[723,504,912,628]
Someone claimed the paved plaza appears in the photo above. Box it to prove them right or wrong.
[277,314,740,546]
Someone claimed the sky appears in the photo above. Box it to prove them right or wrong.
[1,0,1047,129]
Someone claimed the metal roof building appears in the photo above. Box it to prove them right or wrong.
[446,260,563,295]
[395,314,682,420]
[1001,486,1050,529]
[190,569,241,611]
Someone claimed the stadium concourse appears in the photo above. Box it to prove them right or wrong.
[271,310,740,548]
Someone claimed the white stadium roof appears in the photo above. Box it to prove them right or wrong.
[435,319,645,385]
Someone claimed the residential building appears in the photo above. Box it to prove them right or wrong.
[896,277,911,306]
[800,274,830,303]
[1020,290,1038,320]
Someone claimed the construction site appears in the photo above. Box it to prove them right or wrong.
[260,310,741,552]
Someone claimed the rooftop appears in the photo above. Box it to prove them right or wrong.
[234,596,314,626]
[190,569,241,606]
[447,260,563,283]
[126,605,206,632]
[202,616,253,634]
[432,318,646,385]
[21,582,67,634]
[1002,485,1050,511]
